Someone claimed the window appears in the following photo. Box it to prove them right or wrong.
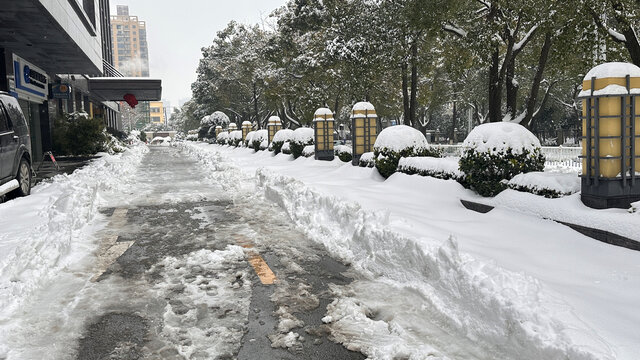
[0,105,10,133]
[151,107,160,113]
[151,116,161,123]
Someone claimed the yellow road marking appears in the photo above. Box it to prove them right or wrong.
[234,234,277,285]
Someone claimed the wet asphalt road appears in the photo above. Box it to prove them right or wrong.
[77,146,365,360]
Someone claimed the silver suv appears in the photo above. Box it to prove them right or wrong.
[0,92,32,198]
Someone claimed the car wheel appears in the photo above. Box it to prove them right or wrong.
[15,159,31,196]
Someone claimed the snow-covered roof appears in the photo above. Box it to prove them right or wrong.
[584,62,640,81]
[268,116,282,126]
[273,129,294,143]
[351,102,377,119]
[374,125,429,152]
[463,122,541,154]
[292,127,314,144]
[313,108,334,122]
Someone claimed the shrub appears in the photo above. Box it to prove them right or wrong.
[107,127,128,141]
[335,145,352,162]
[245,131,256,147]
[272,129,294,154]
[217,131,229,145]
[290,128,314,158]
[358,152,375,167]
[198,126,210,140]
[302,145,315,157]
[373,125,440,178]
[282,142,292,155]
[229,130,243,147]
[252,130,268,151]
[139,131,147,142]
[397,157,464,182]
[459,122,545,197]
[52,113,107,156]
[505,172,580,199]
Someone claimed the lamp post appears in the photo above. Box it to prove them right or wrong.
[215,125,223,138]
[351,102,378,165]
[313,108,335,161]
[578,62,640,209]
[229,123,237,133]
[267,116,282,144]
[242,121,252,142]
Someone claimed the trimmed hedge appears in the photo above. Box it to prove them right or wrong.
[335,146,352,162]
[374,146,442,179]
[458,148,545,197]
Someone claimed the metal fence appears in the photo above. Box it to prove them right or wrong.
[432,144,582,171]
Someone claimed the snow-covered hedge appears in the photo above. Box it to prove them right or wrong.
[290,128,314,159]
[210,111,230,126]
[282,142,292,155]
[373,125,440,178]
[302,145,315,158]
[217,131,230,145]
[245,131,256,147]
[272,129,294,155]
[252,130,268,151]
[459,122,545,197]
[358,152,375,168]
[506,172,580,198]
[186,134,198,141]
[397,157,463,181]
[335,145,352,162]
[229,130,243,147]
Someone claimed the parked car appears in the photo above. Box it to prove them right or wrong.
[0,92,32,198]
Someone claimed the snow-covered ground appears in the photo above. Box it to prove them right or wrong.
[181,142,640,360]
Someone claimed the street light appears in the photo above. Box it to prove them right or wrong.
[313,108,335,161]
[215,125,223,137]
[267,116,282,144]
[228,122,237,133]
[351,102,378,165]
[578,62,640,209]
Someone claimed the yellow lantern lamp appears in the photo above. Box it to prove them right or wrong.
[242,121,252,142]
[313,108,335,160]
[578,62,640,209]
[351,102,378,165]
[267,116,282,145]
[215,125,223,137]
[228,123,238,133]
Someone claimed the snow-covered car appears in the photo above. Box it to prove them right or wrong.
[0,92,32,198]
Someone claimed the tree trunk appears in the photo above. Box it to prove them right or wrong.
[253,82,259,127]
[488,46,502,122]
[506,58,518,120]
[402,62,410,126]
[610,0,640,66]
[522,31,553,128]
[451,101,457,143]
[409,41,419,127]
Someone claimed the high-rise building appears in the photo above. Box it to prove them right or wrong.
[111,5,149,77]
[150,101,165,125]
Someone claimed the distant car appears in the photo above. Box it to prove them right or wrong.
[0,92,32,198]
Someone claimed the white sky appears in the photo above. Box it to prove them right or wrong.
[110,0,286,109]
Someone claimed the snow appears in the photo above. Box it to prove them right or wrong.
[260,139,268,150]
[584,62,640,80]
[0,180,19,196]
[200,115,212,127]
[272,129,294,143]
[245,131,256,145]
[463,122,541,155]
[0,145,148,348]
[229,130,242,141]
[268,116,282,125]
[181,142,640,360]
[335,144,352,155]
[242,121,252,126]
[150,136,171,145]
[508,172,580,195]
[302,145,315,157]
[291,127,314,144]
[313,107,334,121]
[578,84,640,98]
[374,125,429,152]
[352,101,376,112]
[217,131,229,142]
[281,142,291,153]
[253,129,268,143]
[398,156,463,178]
[210,111,230,125]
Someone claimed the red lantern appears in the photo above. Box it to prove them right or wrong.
[123,93,138,108]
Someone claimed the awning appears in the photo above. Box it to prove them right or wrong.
[88,77,162,102]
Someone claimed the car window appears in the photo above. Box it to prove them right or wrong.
[1,98,22,132]
[0,104,10,133]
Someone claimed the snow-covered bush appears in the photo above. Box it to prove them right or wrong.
[459,122,545,197]
[229,130,243,147]
[260,139,268,151]
[252,130,268,151]
[282,142,292,155]
[302,145,315,158]
[186,134,198,141]
[358,152,375,168]
[206,126,217,140]
[245,131,256,147]
[217,131,229,145]
[373,125,440,178]
[272,129,294,154]
[335,145,352,162]
[397,157,464,181]
[290,128,314,159]
[210,111,230,126]
[506,172,580,198]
